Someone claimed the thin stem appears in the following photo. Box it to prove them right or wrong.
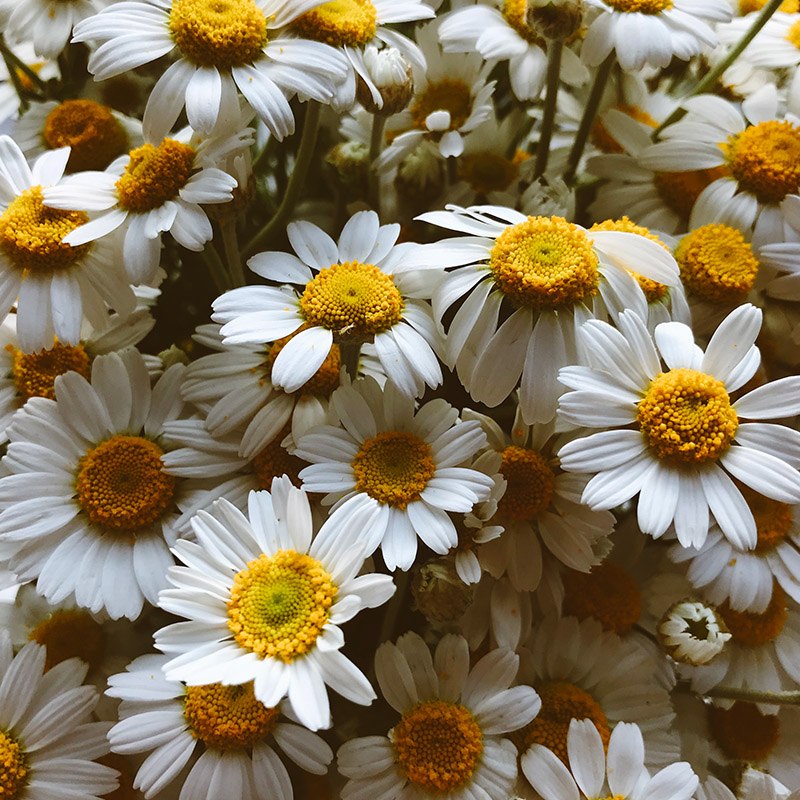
[0,37,47,95]
[200,242,232,294]
[219,213,245,287]
[339,341,361,380]
[534,40,564,179]
[368,114,386,216]
[244,101,322,256]
[653,0,785,136]
[564,52,615,185]
[679,681,800,706]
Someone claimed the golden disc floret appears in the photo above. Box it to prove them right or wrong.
[708,701,780,762]
[562,562,642,635]
[653,166,730,221]
[352,431,436,508]
[637,368,738,464]
[489,216,599,310]
[169,0,268,69]
[741,0,797,10]
[226,550,337,662]
[266,330,341,396]
[0,730,27,800]
[29,609,104,671]
[75,435,177,532]
[411,80,473,134]
[251,438,304,490]
[717,585,787,646]
[184,682,280,750]
[786,19,800,47]
[392,701,483,793]
[293,0,377,47]
[0,187,90,274]
[496,445,556,522]
[115,139,196,213]
[10,342,91,401]
[605,0,672,10]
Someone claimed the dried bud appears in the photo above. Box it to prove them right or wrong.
[658,599,731,666]
[527,0,583,40]
[412,557,474,624]
[395,142,445,211]
[357,46,414,116]
[325,141,371,192]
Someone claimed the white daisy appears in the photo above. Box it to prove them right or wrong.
[5,0,99,59]
[656,598,732,666]
[294,376,495,571]
[212,210,444,399]
[0,349,188,620]
[338,632,541,799]
[414,204,681,424]
[718,11,800,73]
[557,304,800,550]
[107,652,333,800]
[155,477,395,731]
[0,43,59,127]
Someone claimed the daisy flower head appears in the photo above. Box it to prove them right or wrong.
[557,304,800,550]
[415,204,681,424]
[0,348,188,621]
[294,376,495,571]
[4,0,100,59]
[106,653,334,800]
[155,477,395,731]
[0,135,137,351]
[212,210,444,399]
[0,44,59,127]
[72,0,349,139]
[338,632,541,799]
[656,598,732,666]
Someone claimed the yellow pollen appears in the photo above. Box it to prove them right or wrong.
[410,80,473,134]
[458,151,525,196]
[392,701,483,793]
[513,682,610,764]
[489,216,599,310]
[501,0,546,45]
[591,104,659,154]
[43,99,128,172]
[169,0,267,68]
[115,139,196,213]
[496,445,556,522]
[226,550,337,662]
[637,369,738,465]
[717,584,787,646]
[726,120,800,203]
[562,562,642,635]
[299,261,404,340]
[352,431,436,509]
[740,487,794,553]
[708,702,780,762]
[787,19,800,48]
[293,0,377,47]
[251,437,304,490]
[0,187,90,274]
[10,342,91,401]
[29,609,104,671]
[740,0,797,13]
[266,330,341,396]
[0,731,27,800]
[605,0,672,10]
[76,435,176,532]
[675,223,758,304]
[653,166,730,221]
[184,682,280,750]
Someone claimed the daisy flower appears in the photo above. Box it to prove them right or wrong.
[0,349,188,620]
[72,0,348,139]
[581,0,731,72]
[155,478,395,731]
[522,718,698,800]
[557,304,800,550]
[212,210,444,399]
[718,11,800,74]
[0,135,137,351]
[294,376,495,571]
[414,204,680,424]
[106,653,333,799]
[4,0,100,59]
[0,44,59,127]
[656,598,732,666]
[338,632,541,799]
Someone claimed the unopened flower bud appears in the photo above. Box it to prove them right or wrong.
[658,599,731,666]
[395,142,445,211]
[412,557,474,624]
[325,141,370,192]
[357,46,414,116]
[527,0,583,40]
[159,345,189,369]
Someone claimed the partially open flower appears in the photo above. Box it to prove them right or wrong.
[658,599,731,666]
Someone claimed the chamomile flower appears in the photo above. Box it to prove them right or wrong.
[155,478,395,731]
[0,44,59,126]
[72,0,348,139]
[5,0,100,59]
[294,376,495,571]
[656,598,732,666]
[212,211,443,399]
[718,11,800,74]
[0,349,188,620]
[107,653,333,800]
[557,305,800,550]
[414,204,680,424]
[338,632,541,800]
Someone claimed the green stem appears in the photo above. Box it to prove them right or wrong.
[534,40,564,179]
[0,37,47,96]
[368,114,386,216]
[244,101,322,256]
[653,0,785,136]
[200,242,232,294]
[339,341,361,380]
[680,682,800,706]
[220,213,245,287]
[564,52,615,185]
[252,132,279,176]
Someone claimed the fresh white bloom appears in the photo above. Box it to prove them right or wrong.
[5,0,100,58]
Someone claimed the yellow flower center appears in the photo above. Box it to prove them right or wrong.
[741,487,794,554]
[299,261,404,340]
[266,330,341,396]
[9,342,91,401]
[501,0,546,45]
[0,731,27,800]
[514,682,610,764]
[786,19,800,47]
[169,0,268,69]
[495,445,556,522]
[115,139,196,213]
[489,216,599,310]
[605,0,672,11]
[392,701,483,793]
[708,702,779,762]
[29,609,105,671]
[458,151,525,196]
[591,104,659,154]
[637,369,738,465]
[562,562,642,635]
[75,435,177,532]
[0,187,90,274]
[717,584,787,646]
[184,682,280,750]
[740,0,797,13]
[226,550,337,662]
[410,80,473,134]
[675,223,758,305]
[43,99,128,173]
[293,0,377,47]
[653,166,730,221]
[251,438,304,490]
[726,120,800,204]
